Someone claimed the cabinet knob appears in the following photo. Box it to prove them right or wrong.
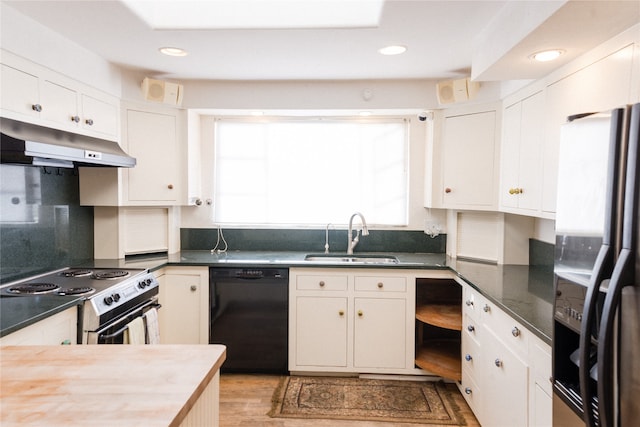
[509,188,523,195]
[85,118,94,126]
[467,325,475,332]
[195,198,203,206]
[445,187,452,194]
[464,387,472,395]
[319,281,325,287]
[167,184,174,189]
[495,358,502,367]
[465,354,472,361]
[377,282,383,288]
[190,285,197,292]
[511,326,521,337]
[32,103,42,112]
[357,310,363,317]
[338,310,344,316]
[465,299,474,307]
[483,304,490,312]
[71,115,80,123]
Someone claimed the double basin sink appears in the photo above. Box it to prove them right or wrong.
[304,254,399,264]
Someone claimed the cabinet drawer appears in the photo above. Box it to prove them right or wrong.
[461,320,481,374]
[462,312,481,344]
[462,284,484,322]
[460,369,482,421]
[482,301,529,358]
[354,276,406,292]
[297,274,348,291]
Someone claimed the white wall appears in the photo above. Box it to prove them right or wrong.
[0,2,122,96]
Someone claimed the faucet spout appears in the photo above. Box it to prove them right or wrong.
[347,212,369,255]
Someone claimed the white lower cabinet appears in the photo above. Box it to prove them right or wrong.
[156,266,209,344]
[460,283,552,427]
[295,296,348,367]
[0,306,78,345]
[289,268,415,374]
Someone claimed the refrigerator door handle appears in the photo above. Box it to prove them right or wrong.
[580,245,612,427]
[598,249,633,427]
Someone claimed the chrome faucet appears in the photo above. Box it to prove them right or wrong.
[324,223,332,254]
[347,212,369,255]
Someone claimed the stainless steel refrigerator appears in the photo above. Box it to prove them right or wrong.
[553,103,640,427]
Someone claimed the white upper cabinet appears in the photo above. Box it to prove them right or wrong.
[427,104,500,211]
[499,90,545,215]
[80,102,188,206]
[0,50,119,141]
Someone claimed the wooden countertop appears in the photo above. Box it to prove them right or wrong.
[0,344,226,427]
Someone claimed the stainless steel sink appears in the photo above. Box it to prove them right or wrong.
[304,254,399,264]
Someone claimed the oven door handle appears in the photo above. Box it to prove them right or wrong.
[95,298,161,340]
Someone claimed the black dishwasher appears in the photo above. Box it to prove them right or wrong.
[209,268,289,373]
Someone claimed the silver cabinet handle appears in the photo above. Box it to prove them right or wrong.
[32,104,42,112]
[465,299,474,307]
[495,358,502,367]
[464,387,472,394]
[465,354,472,361]
[190,285,197,292]
[467,325,475,332]
[71,115,80,123]
[512,326,521,337]
[85,118,94,126]
[483,304,490,312]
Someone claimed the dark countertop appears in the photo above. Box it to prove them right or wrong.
[0,250,554,345]
[0,294,83,338]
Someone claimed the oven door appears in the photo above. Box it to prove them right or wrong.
[86,297,161,344]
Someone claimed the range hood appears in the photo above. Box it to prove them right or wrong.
[1,118,136,168]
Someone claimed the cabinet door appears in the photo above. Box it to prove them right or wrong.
[442,111,497,209]
[1,64,40,119]
[295,296,348,367]
[500,102,522,209]
[481,328,529,427]
[81,94,118,138]
[354,297,406,369]
[517,91,544,211]
[159,269,207,344]
[126,109,178,202]
[40,79,78,128]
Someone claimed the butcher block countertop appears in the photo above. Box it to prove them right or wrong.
[0,344,226,427]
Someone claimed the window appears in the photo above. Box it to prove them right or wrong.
[213,117,408,226]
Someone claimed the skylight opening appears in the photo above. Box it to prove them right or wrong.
[121,0,385,30]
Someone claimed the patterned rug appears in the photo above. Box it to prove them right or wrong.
[268,376,467,425]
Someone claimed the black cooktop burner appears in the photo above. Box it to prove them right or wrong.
[93,270,129,280]
[57,287,95,296]
[60,269,93,278]
[8,283,60,294]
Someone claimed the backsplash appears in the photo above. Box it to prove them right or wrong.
[181,227,446,253]
[0,165,94,282]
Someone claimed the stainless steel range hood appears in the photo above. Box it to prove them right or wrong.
[1,118,136,168]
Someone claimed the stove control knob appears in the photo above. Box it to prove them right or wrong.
[104,295,114,306]
[138,281,146,289]
[145,278,153,286]
[112,293,121,303]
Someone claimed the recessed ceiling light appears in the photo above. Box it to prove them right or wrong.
[378,45,407,56]
[530,49,564,62]
[159,47,188,57]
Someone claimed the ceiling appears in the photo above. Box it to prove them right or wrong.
[2,0,639,82]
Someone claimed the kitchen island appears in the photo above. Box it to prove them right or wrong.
[0,344,226,426]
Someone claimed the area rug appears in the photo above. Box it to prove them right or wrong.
[268,376,467,425]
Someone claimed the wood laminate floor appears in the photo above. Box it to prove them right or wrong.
[219,374,480,427]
